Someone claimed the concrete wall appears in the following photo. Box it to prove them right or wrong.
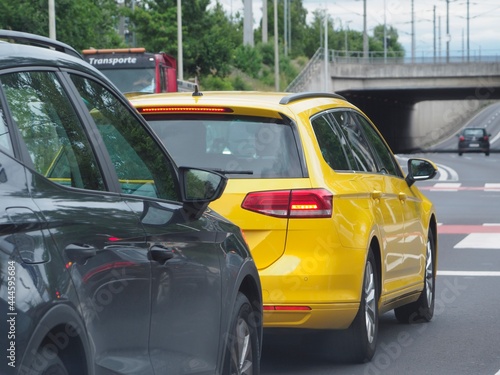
[410,100,489,149]
[287,59,500,152]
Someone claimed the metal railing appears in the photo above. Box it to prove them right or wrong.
[331,49,500,64]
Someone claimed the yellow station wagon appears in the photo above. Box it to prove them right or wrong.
[130,91,438,362]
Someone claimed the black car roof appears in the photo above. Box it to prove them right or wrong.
[0,30,101,77]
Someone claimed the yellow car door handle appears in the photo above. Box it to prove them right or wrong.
[399,192,407,201]
[371,190,382,200]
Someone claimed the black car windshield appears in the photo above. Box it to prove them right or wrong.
[147,115,303,178]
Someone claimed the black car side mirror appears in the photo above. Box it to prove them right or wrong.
[405,158,438,187]
[178,167,228,219]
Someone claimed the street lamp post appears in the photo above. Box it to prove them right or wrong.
[446,0,450,63]
[343,20,352,57]
[274,0,279,91]
[324,11,328,92]
[383,0,387,62]
[49,0,56,39]
[177,0,183,80]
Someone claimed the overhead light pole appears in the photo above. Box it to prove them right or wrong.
[466,0,469,62]
[284,0,288,56]
[243,0,254,46]
[49,0,56,39]
[383,0,387,62]
[411,0,415,63]
[446,0,450,63]
[274,0,279,91]
[177,0,183,80]
[363,0,368,59]
[324,10,328,92]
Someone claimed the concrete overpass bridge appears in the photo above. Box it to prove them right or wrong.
[286,49,500,153]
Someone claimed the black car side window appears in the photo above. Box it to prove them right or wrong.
[0,102,13,154]
[70,75,179,201]
[2,71,105,190]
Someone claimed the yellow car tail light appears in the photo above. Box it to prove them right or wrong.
[241,189,332,218]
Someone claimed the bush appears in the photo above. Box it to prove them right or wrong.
[201,75,234,90]
[233,45,262,79]
[258,43,275,66]
[232,75,252,91]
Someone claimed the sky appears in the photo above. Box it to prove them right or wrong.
[214,0,500,57]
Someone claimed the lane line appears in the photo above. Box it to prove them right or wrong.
[429,182,461,191]
[485,183,500,191]
[454,233,500,249]
[438,271,500,277]
[438,225,500,234]
[434,162,459,181]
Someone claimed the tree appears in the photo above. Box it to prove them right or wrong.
[255,0,308,58]
[0,0,123,50]
[125,0,240,78]
[371,24,405,57]
[302,9,405,59]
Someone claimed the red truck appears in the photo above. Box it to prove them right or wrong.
[82,47,194,93]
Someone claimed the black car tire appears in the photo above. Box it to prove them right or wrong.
[28,346,69,375]
[224,292,260,375]
[340,249,379,363]
[394,229,436,323]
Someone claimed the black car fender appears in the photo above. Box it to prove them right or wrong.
[19,303,93,375]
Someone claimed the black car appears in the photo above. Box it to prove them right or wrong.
[0,30,262,375]
[458,127,490,156]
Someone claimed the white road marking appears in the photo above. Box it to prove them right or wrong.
[434,162,459,181]
[485,183,500,191]
[454,233,500,249]
[430,182,462,191]
[438,271,500,277]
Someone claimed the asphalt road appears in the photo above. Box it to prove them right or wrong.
[260,107,500,375]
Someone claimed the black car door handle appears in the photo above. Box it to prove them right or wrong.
[150,245,175,263]
[65,243,97,264]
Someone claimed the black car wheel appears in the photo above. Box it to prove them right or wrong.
[27,345,69,375]
[225,292,260,375]
[394,229,436,323]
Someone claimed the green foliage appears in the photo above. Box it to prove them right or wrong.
[259,67,275,87]
[126,0,239,79]
[279,54,298,85]
[0,0,407,90]
[233,45,262,79]
[371,24,405,57]
[0,0,124,50]
[258,42,275,66]
[201,75,233,91]
[122,0,178,53]
[258,0,308,58]
[232,75,252,91]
